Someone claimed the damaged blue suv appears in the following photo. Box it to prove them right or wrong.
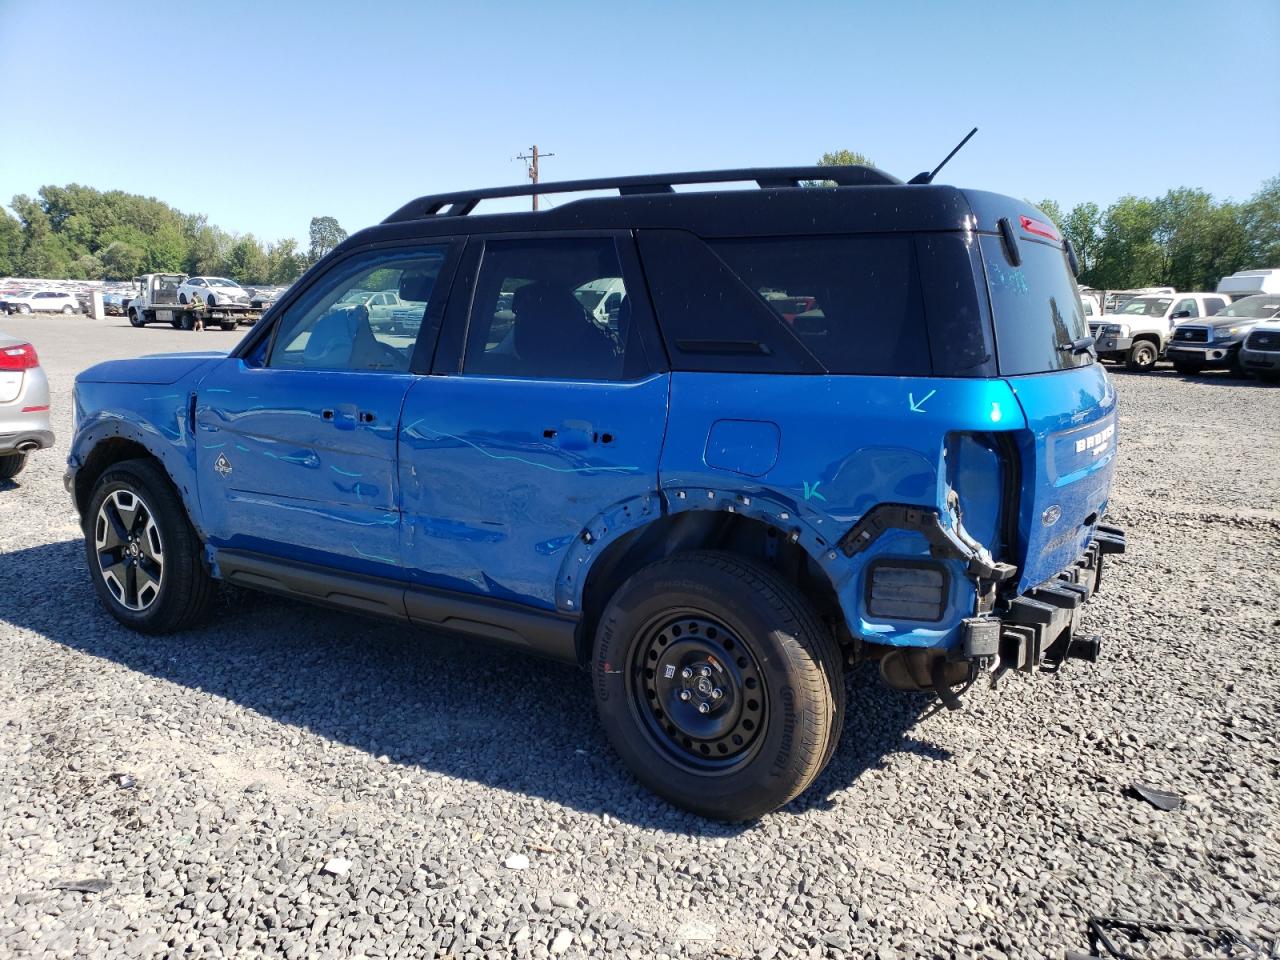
[67,164,1124,820]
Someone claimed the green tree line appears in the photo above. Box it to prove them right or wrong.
[1032,177,1278,292]
[0,184,348,285]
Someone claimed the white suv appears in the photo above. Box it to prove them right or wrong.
[1090,292,1229,371]
[3,291,80,315]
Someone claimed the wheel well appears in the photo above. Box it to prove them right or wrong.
[74,438,155,518]
[576,511,847,666]
[1133,334,1160,346]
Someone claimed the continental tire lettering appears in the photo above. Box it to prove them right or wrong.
[595,615,616,702]
[770,685,796,777]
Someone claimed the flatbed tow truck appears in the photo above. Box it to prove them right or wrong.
[125,274,262,331]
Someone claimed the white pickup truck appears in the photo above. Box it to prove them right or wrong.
[1089,292,1229,371]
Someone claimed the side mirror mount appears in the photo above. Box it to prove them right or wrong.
[1171,310,1192,320]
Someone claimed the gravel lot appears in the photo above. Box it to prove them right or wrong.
[2,314,1278,959]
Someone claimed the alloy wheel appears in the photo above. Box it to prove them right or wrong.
[94,489,165,611]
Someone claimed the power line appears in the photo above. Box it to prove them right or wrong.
[515,145,555,211]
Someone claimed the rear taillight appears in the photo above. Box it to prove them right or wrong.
[0,343,39,370]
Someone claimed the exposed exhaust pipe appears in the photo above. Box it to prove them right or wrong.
[15,440,39,453]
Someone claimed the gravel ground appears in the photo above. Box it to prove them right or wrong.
[2,314,1278,959]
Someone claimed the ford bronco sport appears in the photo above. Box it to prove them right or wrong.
[67,165,1125,821]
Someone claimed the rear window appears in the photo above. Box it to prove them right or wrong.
[710,236,930,376]
[980,235,1092,376]
[638,230,995,377]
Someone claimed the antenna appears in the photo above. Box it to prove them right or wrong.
[908,127,978,185]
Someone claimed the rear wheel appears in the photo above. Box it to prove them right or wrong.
[85,459,214,634]
[220,320,237,331]
[592,551,844,821]
[207,294,217,308]
[0,452,27,480]
[17,304,30,315]
[1125,340,1159,372]
[61,304,74,315]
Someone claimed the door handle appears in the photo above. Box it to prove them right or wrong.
[359,410,376,424]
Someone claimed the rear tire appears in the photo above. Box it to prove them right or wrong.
[17,304,30,315]
[0,452,27,480]
[220,320,237,331]
[592,551,844,821]
[1125,340,1159,372]
[84,458,215,634]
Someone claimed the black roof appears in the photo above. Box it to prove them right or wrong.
[336,165,1048,251]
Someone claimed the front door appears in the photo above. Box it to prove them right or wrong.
[398,235,669,609]
[195,244,454,577]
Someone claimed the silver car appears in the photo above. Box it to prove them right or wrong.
[0,332,54,480]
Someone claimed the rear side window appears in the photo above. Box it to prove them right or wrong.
[463,238,642,381]
[980,235,1092,376]
[711,235,931,376]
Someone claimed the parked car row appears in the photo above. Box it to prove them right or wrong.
[1086,290,1280,380]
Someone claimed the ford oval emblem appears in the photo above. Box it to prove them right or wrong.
[1042,505,1062,527]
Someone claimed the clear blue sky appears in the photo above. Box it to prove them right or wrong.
[2,0,1277,245]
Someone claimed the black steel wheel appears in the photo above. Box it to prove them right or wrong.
[593,551,844,821]
[631,612,767,770]
[84,458,214,633]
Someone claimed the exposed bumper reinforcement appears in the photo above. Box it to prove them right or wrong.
[986,523,1124,678]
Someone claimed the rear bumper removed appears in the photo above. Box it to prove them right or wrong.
[877,523,1126,705]
[965,523,1126,680]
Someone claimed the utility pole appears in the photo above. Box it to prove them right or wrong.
[516,145,554,211]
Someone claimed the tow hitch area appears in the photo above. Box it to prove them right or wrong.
[876,523,1125,709]
[989,523,1125,683]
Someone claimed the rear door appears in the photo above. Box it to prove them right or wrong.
[195,243,456,577]
[980,230,1117,591]
[397,234,668,609]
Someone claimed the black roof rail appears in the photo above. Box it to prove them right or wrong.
[382,165,902,223]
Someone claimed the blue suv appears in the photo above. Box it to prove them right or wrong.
[67,165,1124,821]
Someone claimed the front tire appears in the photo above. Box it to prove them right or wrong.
[84,459,214,634]
[129,310,144,327]
[1125,340,1159,372]
[592,551,844,821]
[62,304,74,314]
[0,452,27,480]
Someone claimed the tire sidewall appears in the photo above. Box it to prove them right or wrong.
[594,557,833,820]
[1130,342,1158,370]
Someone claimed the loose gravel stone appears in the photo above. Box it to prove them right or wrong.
[1,315,1278,959]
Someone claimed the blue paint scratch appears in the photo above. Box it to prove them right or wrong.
[404,421,637,475]
[350,543,396,564]
[329,465,363,477]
